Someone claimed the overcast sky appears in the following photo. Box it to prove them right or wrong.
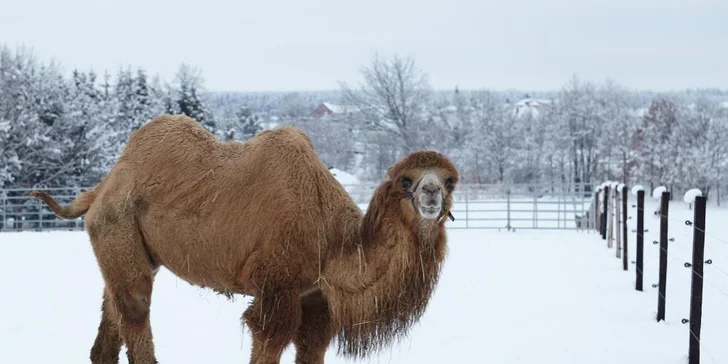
[2,0,726,92]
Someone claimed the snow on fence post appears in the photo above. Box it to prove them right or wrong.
[633,185,645,291]
[685,189,706,364]
[621,184,628,271]
[654,186,670,322]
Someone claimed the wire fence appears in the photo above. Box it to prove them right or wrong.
[1,182,596,233]
[594,182,728,364]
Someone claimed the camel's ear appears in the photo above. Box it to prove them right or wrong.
[385,166,395,180]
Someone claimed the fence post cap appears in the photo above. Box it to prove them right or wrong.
[683,188,703,203]
[652,186,667,199]
[631,185,645,196]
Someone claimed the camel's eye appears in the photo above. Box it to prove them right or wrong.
[400,176,412,190]
[445,178,455,191]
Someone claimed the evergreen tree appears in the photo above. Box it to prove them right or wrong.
[237,106,261,140]
[173,63,214,131]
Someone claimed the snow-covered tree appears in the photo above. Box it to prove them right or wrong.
[634,97,681,191]
[598,80,641,183]
[3,43,728,199]
[237,106,261,140]
[670,99,728,198]
[173,63,213,131]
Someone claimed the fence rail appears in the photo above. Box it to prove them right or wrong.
[1,182,595,233]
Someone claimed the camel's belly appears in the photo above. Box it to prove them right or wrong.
[137,208,319,297]
[138,216,251,294]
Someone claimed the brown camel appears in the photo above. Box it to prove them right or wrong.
[30,114,459,364]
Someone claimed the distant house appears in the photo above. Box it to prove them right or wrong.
[310,102,359,118]
[507,98,554,119]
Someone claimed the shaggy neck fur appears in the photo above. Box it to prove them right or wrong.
[321,181,448,359]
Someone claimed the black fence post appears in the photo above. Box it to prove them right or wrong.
[656,191,670,322]
[615,187,621,256]
[622,185,628,271]
[599,187,604,236]
[636,190,645,291]
[688,195,707,364]
[602,186,609,240]
[594,191,599,233]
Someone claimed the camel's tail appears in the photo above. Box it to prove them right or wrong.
[29,189,97,220]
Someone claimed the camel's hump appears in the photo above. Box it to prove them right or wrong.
[255,125,314,146]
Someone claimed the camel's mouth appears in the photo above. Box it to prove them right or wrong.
[418,205,442,220]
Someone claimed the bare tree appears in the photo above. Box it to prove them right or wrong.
[598,80,640,184]
[340,53,432,154]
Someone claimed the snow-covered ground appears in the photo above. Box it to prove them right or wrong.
[2,200,728,363]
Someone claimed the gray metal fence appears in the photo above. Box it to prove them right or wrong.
[1,183,595,233]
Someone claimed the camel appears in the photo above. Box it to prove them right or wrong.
[30,114,459,364]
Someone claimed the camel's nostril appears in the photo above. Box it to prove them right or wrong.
[423,185,440,195]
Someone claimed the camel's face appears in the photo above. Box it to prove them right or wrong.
[387,150,459,222]
[418,172,451,219]
[397,171,457,221]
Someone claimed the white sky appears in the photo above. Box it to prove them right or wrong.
[2,0,726,92]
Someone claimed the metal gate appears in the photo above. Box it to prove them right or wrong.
[1,183,594,233]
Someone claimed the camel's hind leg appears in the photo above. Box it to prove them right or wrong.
[293,291,334,364]
[90,290,123,364]
[88,217,157,364]
[243,289,302,364]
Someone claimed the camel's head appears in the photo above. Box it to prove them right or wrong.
[387,151,459,222]
[336,150,459,359]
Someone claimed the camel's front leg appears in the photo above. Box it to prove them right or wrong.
[293,290,334,364]
[243,289,302,364]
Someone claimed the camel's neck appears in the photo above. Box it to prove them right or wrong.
[320,189,447,358]
[322,190,432,292]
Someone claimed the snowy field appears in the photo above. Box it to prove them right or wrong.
[2,200,728,363]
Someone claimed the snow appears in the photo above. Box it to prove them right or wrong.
[653,186,668,199]
[3,201,728,363]
[329,168,360,185]
[322,102,359,114]
[683,188,703,204]
[632,184,646,196]
[632,107,650,117]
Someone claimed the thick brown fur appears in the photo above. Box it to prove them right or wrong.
[31,114,459,364]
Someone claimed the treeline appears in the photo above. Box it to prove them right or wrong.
[0,45,261,188]
[319,54,728,199]
[1,45,727,201]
